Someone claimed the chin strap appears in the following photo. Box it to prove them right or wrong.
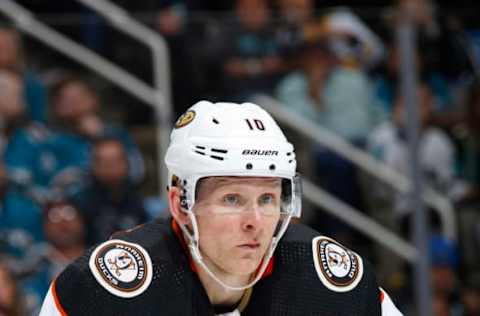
[180,212,293,291]
[190,241,274,291]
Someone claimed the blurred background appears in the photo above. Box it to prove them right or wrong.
[0,0,479,315]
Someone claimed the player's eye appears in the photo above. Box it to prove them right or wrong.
[223,194,240,206]
[259,193,275,205]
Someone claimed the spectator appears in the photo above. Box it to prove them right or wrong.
[456,81,480,205]
[429,234,460,297]
[321,9,385,70]
[276,20,380,244]
[454,83,480,273]
[49,75,145,184]
[1,70,77,242]
[70,138,148,245]
[154,0,207,117]
[155,1,186,38]
[429,234,463,315]
[0,162,6,209]
[217,0,286,100]
[0,260,24,316]
[275,31,334,125]
[0,70,24,217]
[43,201,86,281]
[385,0,471,81]
[400,233,462,315]
[368,82,456,220]
[460,273,480,316]
[0,70,26,151]
[20,201,86,315]
[277,0,315,27]
[372,39,454,121]
[275,0,316,63]
[374,0,474,127]
[432,294,455,316]
[276,18,381,143]
[0,24,47,123]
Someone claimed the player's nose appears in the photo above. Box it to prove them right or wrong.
[241,203,263,232]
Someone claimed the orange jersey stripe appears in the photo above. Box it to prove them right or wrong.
[52,279,68,316]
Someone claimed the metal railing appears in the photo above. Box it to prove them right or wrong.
[253,95,458,257]
[0,0,172,196]
[1,0,456,264]
[302,179,418,262]
[76,0,173,198]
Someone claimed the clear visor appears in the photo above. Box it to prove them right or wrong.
[176,174,302,291]
[191,174,302,218]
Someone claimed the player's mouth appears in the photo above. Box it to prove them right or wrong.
[238,242,261,250]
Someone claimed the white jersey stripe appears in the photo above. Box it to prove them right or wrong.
[380,288,403,316]
[39,283,65,316]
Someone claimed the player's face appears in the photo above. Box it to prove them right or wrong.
[193,177,282,277]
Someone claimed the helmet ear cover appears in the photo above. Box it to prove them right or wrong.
[168,174,189,212]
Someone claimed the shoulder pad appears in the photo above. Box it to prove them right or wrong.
[312,235,364,292]
[88,239,153,298]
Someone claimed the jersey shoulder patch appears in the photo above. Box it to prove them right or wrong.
[311,235,364,292]
[88,239,153,298]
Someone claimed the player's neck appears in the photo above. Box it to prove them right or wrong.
[196,261,249,306]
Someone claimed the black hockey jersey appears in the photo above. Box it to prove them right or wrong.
[39,218,402,315]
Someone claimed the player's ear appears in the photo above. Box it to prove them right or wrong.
[168,186,190,225]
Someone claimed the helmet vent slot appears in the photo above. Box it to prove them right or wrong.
[212,118,220,124]
[211,148,228,154]
[193,146,227,160]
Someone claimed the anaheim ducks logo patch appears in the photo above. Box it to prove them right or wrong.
[89,239,153,298]
[312,236,363,292]
[174,110,195,128]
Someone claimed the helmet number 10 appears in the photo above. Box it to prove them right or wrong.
[245,119,265,131]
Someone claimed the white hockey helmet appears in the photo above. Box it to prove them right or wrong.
[165,100,300,214]
[164,100,301,290]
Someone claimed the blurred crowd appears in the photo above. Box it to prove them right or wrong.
[0,0,480,315]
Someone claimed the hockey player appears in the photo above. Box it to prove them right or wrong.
[39,101,402,315]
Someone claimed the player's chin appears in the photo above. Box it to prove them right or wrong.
[227,256,264,276]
